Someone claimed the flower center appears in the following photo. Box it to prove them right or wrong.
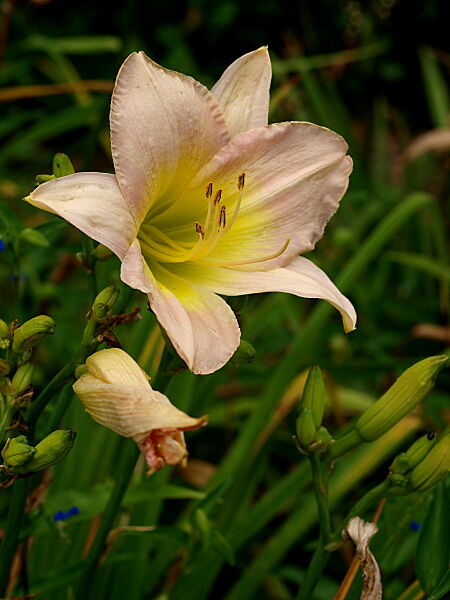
[138,173,290,268]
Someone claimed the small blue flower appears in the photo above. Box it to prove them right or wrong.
[0,239,5,252]
[66,506,80,518]
[409,520,421,531]
[53,510,66,522]
[53,506,80,522]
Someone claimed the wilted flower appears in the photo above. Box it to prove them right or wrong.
[26,48,356,374]
[72,348,206,473]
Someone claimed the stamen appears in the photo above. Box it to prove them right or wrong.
[195,222,204,239]
[219,206,226,228]
[206,182,213,198]
[238,172,245,190]
[197,238,291,268]
[223,172,246,234]
[213,189,222,205]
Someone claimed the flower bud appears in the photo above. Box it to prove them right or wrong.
[301,366,327,429]
[355,356,447,442]
[410,431,450,492]
[12,363,35,395]
[0,319,9,338]
[93,244,114,261]
[9,429,76,474]
[91,286,120,319]
[53,153,75,177]
[405,432,436,469]
[1,435,35,467]
[296,407,317,448]
[19,228,50,248]
[73,348,206,474]
[12,315,56,353]
[390,453,410,475]
[230,339,256,365]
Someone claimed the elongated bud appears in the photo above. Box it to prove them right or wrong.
[405,432,436,469]
[12,363,35,395]
[19,228,50,248]
[356,356,447,442]
[301,366,327,429]
[1,436,35,467]
[53,153,75,177]
[12,315,56,353]
[296,407,317,448]
[230,339,256,365]
[315,426,332,448]
[0,319,9,338]
[93,244,114,261]
[91,286,120,319]
[410,431,450,492]
[9,429,76,474]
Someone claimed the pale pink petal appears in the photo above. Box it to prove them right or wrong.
[211,47,271,137]
[110,52,230,224]
[25,173,137,259]
[171,256,357,333]
[120,241,240,374]
[156,122,351,269]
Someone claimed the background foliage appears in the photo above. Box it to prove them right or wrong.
[0,1,449,599]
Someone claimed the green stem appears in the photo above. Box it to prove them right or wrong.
[295,479,390,600]
[0,478,29,595]
[76,438,139,600]
[309,454,332,544]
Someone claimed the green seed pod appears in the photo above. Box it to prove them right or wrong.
[12,363,35,395]
[10,429,76,474]
[12,315,56,354]
[301,366,327,429]
[296,407,317,448]
[410,431,450,492]
[405,432,436,469]
[355,356,447,442]
[1,436,35,467]
[0,319,9,338]
[53,153,75,177]
[92,286,120,320]
[230,340,256,365]
[19,228,50,248]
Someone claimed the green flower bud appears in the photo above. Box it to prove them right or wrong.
[296,407,317,448]
[0,359,10,376]
[0,319,9,338]
[230,339,256,365]
[35,174,56,184]
[12,315,56,353]
[92,286,120,319]
[410,431,450,492]
[1,436,35,467]
[12,363,35,395]
[9,429,76,474]
[53,153,75,177]
[19,228,50,248]
[93,244,114,261]
[301,366,327,429]
[355,356,447,442]
[405,432,436,469]
[390,453,410,475]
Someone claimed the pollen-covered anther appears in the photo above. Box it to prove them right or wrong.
[238,172,246,190]
[219,206,226,228]
[213,189,222,205]
[195,222,205,239]
[205,182,213,199]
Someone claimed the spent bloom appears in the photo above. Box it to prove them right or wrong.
[72,348,206,473]
[26,48,356,374]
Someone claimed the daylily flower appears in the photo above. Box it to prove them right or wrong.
[73,348,206,473]
[26,48,356,374]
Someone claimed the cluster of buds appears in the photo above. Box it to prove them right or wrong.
[81,285,120,351]
[1,429,76,475]
[295,366,333,454]
[388,430,450,494]
[330,356,448,458]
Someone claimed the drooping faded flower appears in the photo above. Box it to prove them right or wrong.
[73,348,206,473]
[26,48,356,374]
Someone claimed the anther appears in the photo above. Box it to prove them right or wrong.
[206,182,213,198]
[219,206,226,228]
[238,173,246,190]
[195,222,205,238]
[214,189,222,205]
